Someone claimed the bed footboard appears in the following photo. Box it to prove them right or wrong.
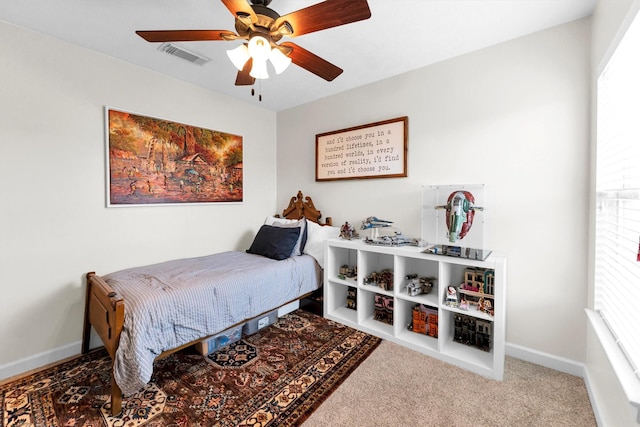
[82,272,125,415]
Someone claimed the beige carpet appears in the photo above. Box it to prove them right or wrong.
[303,340,596,427]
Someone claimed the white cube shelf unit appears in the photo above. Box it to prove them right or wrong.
[324,238,507,380]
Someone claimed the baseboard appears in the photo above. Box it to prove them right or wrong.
[506,342,586,378]
[582,366,606,426]
[0,340,81,383]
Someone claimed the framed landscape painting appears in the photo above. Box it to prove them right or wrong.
[105,108,243,206]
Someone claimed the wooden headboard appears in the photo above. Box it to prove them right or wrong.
[282,191,332,226]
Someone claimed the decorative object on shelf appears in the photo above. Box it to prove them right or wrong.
[364,269,394,291]
[316,116,408,181]
[408,304,438,337]
[340,222,357,240]
[456,267,496,316]
[462,267,495,295]
[479,297,494,316]
[363,235,420,246]
[360,216,421,245]
[373,294,393,325]
[346,286,357,310]
[454,314,492,352]
[421,184,491,260]
[338,265,357,280]
[405,274,436,296]
[360,216,397,239]
[361,216,393,230]
[435,191,484,243]
[445,285,459,307]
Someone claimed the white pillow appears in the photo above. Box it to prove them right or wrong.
[264,216,307,256]
[303,221,340,267]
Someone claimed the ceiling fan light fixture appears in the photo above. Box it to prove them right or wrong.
[226,44,250,71]
[269,48,291,74]
[247,34,271,61]
[250,58,269,79]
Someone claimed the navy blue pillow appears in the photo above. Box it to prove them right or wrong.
[247,224,301,260]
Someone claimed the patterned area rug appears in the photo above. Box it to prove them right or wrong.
[1,311,380,427]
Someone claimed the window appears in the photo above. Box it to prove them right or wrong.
[595,7,640,380]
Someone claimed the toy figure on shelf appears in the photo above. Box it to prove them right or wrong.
[361,216,394,230]
[478,297,494,316]
[340,222,357,240]
[445,286,459,307]
[435,190,484,243]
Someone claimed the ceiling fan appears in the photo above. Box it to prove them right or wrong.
[136,0,371,87]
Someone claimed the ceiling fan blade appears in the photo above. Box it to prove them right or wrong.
[235,58,256,86]
[221,0,258,24]
[274,0,371,37]
[136,30,237,42]
[280,42,343,81]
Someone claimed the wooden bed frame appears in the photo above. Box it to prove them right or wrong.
[81,191,330,416]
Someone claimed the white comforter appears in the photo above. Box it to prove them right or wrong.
[104,251,322,396]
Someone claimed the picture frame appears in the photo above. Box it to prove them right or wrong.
[315,116,408,181]
[105,108,243,206]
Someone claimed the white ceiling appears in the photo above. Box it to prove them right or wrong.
[1,0,596,111]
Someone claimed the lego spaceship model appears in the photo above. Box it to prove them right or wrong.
[435,191,484,243]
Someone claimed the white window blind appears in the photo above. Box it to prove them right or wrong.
[595,8,640,380]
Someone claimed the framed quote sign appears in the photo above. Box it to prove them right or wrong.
[316,116,408,181]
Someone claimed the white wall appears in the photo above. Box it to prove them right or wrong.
[277,19,590,363]
[587,0,639,425]
[0,21,277,375]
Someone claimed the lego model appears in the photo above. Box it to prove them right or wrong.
[454,313,492,352]
[435,190,484,243]
[462,267,495,296]
[406,275,436,296]
[346,286,357,310]
[457,267,496,316]
[374,294,393,325]
[445,285,459,307]
[340,222,357,240]
[408,304,438,337]
[365,269,394,291]
[338,265,357,280]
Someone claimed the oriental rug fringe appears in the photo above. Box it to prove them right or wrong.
[1,310,380,427]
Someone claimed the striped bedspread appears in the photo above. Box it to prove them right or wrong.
[104,251,322,396]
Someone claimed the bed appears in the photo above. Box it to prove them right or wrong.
[81,191,337,416]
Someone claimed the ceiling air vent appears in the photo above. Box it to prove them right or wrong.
[157,43,211,66]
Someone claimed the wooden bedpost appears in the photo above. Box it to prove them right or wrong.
[83,271,126,415]
[82,272,95,354]
[111,380,123,416]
